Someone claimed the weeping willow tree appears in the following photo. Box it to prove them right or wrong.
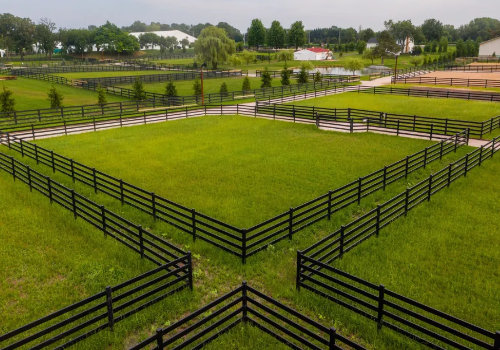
[194,26,235,69]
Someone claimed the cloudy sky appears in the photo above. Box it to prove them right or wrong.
[2,0,499,31]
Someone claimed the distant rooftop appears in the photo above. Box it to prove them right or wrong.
[129,30,197,43]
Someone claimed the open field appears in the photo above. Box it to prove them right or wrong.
[332,156,500,331]
[3,113,486,349]
[54,70,189,79]
[0,77,127,110]
[119,76,291,95]
[388,83,500,93]
[0,175,153,333]
[19,115,448,226]
[290,92,500,122]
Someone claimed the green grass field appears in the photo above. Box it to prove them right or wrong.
[22,115,446,227]
[54,70,188,79]
[0,77,127,110]
[119,77,292,96]
[2,114,495,349]
[389,83,500,93]
[291,92,500,122]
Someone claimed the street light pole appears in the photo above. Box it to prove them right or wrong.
[393,54,399,84]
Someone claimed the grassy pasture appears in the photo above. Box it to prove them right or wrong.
[0,77,127,110]
[3,114,495,349]
[388,83,500,93]
[54,70,189,79]
[119,77,292,96]
[290,92,500,122]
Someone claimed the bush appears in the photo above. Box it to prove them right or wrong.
[297,64,309,84]
[314,71,322,83]
[219,82,228,96]
[47,85,64,108]
[132,79,146,101]
[193,79,202,95]
[280,65,291,86]
[0,86,15,115]
[242,76,251,92]
[165,81,177,97]
[260,68,272,88]
[96,85,107,106]
[411,46,422,55]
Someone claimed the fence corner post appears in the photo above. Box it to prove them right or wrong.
[296,250,302,290]
[105,286,114,331]
[377,284,385,330]
[155,328,164,350]
[329,327,337,350]
[493,331,500,350]
[187,251,193,290]
[242,281,248,322]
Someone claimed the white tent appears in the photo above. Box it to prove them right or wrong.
[129,30,196,50]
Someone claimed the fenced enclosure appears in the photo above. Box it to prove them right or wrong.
[0,153,193,349]
[358,86,500,102]
[130,282,364,350]
[1,127,469,263]
[393,76,500,88]
[296,136,500,350]
[79,70,242,86]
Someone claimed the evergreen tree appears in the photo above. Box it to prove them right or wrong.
[96,84,107,106]
[242,77,251,92]
[219,82,228,96]
[297,65,309,84]
[132,78,146,100]
[260,68,272,88]
[193,79,202,95]
[280,65,291,86]
[47,85,64,108]
[0,86,15,115]
[314,71,322,83]
[165,81,177,97]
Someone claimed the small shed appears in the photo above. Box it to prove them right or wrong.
[479,37,500,57]
[293,47,332,61]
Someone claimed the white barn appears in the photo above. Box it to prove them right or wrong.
[129,30,196,50]
[479,37,500,57]
[366,38,378,49]
[294,47,332,61]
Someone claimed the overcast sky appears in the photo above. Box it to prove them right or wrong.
[2,0,499,32]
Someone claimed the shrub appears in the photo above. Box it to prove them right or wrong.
[297,65,309,84]
[165,81,177,97]
[219,82,228,96]
[260,68,272,88]
[242,76,251,92]
[132,78,146,100]
[0,86,15,115]
[96,84,107,106]
[280,65,291,86]
[193,79,202,95]
[47,85,64,108]
[314,71,322,83]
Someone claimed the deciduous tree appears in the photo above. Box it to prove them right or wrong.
[194,26,235,69]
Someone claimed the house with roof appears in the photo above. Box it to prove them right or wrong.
[293,47,332,61]
[366,38,378,49]
[479,37,500,56]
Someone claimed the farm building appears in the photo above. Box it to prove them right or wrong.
[293,47,332,61]
[366,37,378,49]
[479,37,500,56]
[129,30,196,50]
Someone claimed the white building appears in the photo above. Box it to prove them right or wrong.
[366,38,378,49]
[0,49,5,58]
[479,37,500,56]
[398,36,414,54]
[129,30,196,50]
[293,47,332,61]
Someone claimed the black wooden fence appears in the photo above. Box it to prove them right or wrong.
[256,103,499,139]
[393,76,500,88]
[0,153,193,349]
[296,136,500,350]
[79,70,242,86]
[130,282,365,350]
[1,128,468,263]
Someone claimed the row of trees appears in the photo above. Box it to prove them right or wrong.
[137,33,189,54]
[0,13,141,58]
[247,19,306,49]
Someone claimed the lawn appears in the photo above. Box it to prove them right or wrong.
[290,91,500,122]
[332,156,500,331]
[0,174,153,333]
[119,76,292,96]
[2,113,486,349]
[389,83,500,93]
[20,115,450,227]
[54,70,188,79]
[0,77,127,110]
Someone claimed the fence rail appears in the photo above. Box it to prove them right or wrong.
[296,136,500,350]
[0,153,192,349]
[394,76,500,88]
[1,125,468,263]
[130,282,364,350]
